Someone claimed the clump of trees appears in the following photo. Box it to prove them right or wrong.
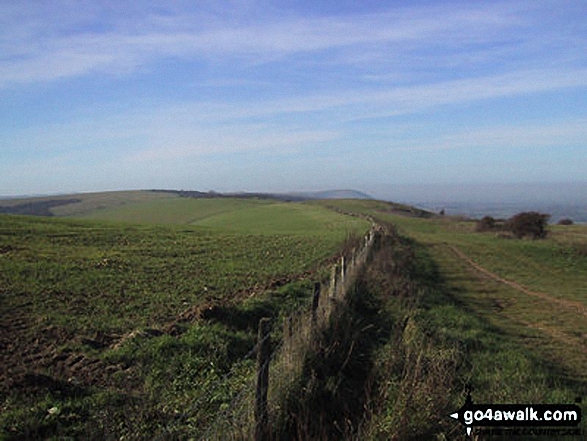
[475,211,550,239]
[506,212,550,239]
[557,218,574,226]
[475,215,498,232]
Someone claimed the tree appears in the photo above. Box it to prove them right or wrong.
[506,212,550,239]
[557,218,574,226]
[476,215,496,232]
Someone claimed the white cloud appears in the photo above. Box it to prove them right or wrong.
[2,0,586,194]
[169,67,587,122]
[1,0,583,87]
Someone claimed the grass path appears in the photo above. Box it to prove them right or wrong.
[313,201,587,435]
[449,245,587,319]
[432,241,587,386]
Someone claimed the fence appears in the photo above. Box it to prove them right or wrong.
[199,225,379,440]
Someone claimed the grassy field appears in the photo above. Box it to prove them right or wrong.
[79,197,367,236]
[0,190,177,217]
[3,194,586,439]
[314,199,587,438]
[78,196,267,225]
[386,214,587,388]
[0,200,369,439]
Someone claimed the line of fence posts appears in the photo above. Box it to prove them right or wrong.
[253,225,377,439]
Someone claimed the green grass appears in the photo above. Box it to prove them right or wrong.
[193,201,367,235]
[376,213,587,383]
[0,190,177,217]
[385,215,587,305]
[344,220,585,439]
[309,200,587,438]
[4,196,586,439]
[79,197,271,225]
[0,211,367,335]
[0,203,369,439]
[309,197,433,218]
[79,197,370,237]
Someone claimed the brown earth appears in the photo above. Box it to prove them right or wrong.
[0,305,131,400]
[0,270,312,401]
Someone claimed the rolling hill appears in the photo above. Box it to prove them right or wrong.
[2,194,585,439]
[0,189,373,218]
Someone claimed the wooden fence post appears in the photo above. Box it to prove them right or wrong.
[311,282,321,328]
[256,318,271,441]
[283,316,292,344]
[330,265,337,298]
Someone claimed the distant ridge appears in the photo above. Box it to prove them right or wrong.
[0,189,374,217]
[151,189,373,201]
[291,189,373,200]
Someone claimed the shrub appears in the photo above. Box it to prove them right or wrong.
[476,216,497,232]
[557,218,574,226]
[506,212,550,239]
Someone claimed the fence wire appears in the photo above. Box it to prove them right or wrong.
[167,226,378,440]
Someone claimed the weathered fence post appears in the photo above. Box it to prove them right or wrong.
[330,265,336,298]
[283,316,292,343]
[311,282,321,328]
[256,318,271,441]
[282,316,292,368]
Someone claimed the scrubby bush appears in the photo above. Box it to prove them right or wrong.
[557,218,574,226]
[506,212,550,239]
[476,216,497,232]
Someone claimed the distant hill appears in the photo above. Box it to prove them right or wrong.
[293,189,373,200]
[0,189,374,218]
[151,189,304,201]
[0,191,174,217]
[0,198,82,216]
[152,189,373,201]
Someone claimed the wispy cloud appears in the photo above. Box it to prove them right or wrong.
[3,66,584,165]
[160,67,587,123]
[1,0,583,87]
[1,0,586,195]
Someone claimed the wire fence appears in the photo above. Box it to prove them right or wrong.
[191,225,379,440]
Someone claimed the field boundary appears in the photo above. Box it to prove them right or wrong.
[199,223,380,439]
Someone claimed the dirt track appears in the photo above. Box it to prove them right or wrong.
[449,245,587,320]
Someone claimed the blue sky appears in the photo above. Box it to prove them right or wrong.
[1,0,586,200]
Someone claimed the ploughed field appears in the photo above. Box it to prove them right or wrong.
[0,197,369,439]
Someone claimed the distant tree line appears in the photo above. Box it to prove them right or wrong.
[149,189,305,201]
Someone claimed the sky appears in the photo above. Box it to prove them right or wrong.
[1,0,586,202]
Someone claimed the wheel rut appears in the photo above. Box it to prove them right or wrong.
[448,245,587,320]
